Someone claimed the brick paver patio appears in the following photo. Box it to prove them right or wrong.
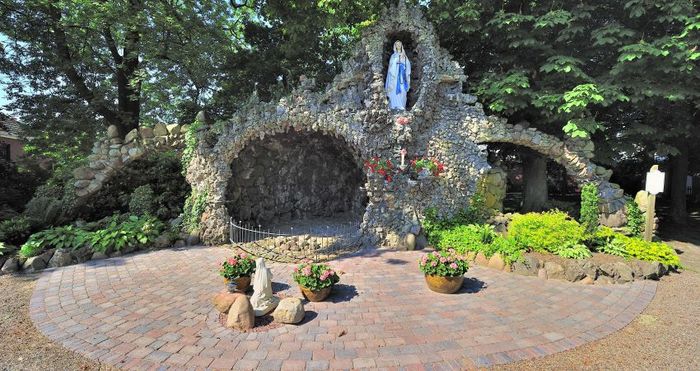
[29,246,656,370]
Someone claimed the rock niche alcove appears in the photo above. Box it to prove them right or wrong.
[227,130,367,227]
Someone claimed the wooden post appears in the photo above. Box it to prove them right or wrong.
[643,165,661,242]
[644,192,656,242]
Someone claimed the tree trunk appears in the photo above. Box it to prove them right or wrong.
[670,142,688,225]
[521,149,548,212]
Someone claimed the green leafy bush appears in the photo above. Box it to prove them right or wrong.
[129,185,156,216]
[24,196,66,227]
[614,234,681,268]
[88,215,165,253]
[556,242,592,259]
[590,226,627,257]
[0,216,36,245]
[423,194,490,246]
[626,200,644,237]
[20,225,90,258]
[509,211,585,254]
[76,151,190,222]
[579,183,599,235]
[436,224,496,254]
[485,235,524,265]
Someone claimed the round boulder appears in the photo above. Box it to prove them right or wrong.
[226,295,255,331]
[273,297,305,324]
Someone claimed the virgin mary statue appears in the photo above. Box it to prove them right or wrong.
[385,40,411,110]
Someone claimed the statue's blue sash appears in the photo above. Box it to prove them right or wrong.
[396,62,408,94]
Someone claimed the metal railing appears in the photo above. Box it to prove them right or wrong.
[229,217,362,262]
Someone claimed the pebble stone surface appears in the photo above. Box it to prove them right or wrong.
[30,246,656,370]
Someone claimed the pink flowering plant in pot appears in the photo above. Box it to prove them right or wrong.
[419,249,469,294]
[219,252,255,280]
[293,262,340,302]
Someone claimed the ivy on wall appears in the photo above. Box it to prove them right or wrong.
[183,189,207,233]
[181,119,203,176]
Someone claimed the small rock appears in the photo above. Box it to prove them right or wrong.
[544,261,566,280]
[565,260,593,282]
[48,249,73,268]
[226,295,255,331]
[72,245,93,263]
[614,262,634,283]
[124,129,139,143]
[22,255,49,272]
[92,251,108,260]
[415,234,428,249]
[154,234,171,249]
[173,240,186,248]
[72,167,95,180]
[579,275,595,285]
[595,275,614,285]
[404,233,416,251]
[1,257,19,274]
[638,261,663,280]
[213,292,244,314]
[153,123,169,137]
[475,252,488,266]
[272,297,305,324]
[107,125,120,139]
[537,268,548,280]
[139,127,154,138]
[186,233,200,246]
[487,253,505,270]
[512,256,540,276]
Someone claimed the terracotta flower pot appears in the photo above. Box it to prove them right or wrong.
[424,274,464,294]
[299,285,332,302]
[224,276,251,292]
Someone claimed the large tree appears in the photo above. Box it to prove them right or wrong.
[0,0,251,157]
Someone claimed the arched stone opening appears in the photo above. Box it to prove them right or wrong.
[226,130,368,230]
[485,143,582,215]
[382,30,422,110]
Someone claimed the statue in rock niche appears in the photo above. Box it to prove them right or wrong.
[250,258,279,316]
[385,40,411,110]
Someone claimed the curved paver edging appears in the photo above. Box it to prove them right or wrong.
[30,246,656,369]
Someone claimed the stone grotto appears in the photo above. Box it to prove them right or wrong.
[68,1,628,251]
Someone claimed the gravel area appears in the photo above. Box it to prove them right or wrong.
[0,274,113,371]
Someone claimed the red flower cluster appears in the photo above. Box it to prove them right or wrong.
[411,157,445,176]
[364,156,395,183]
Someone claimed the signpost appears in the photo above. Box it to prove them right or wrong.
[644,165,665,242]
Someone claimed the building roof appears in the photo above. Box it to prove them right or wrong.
[0,113,22,140]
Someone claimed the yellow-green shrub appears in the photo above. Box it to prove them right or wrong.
[508,211,585,254]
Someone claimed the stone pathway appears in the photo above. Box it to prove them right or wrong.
[30,246,656,370]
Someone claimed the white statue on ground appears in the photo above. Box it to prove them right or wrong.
[385,40,411,110]
[250,258,279,316]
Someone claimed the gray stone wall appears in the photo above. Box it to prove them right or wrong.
[227,131,366,225]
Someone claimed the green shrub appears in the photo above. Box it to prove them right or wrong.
[0,216,36,245]
[626,200,644,237]
[422,193,490,246]
[75,151,190,222]
[24,196,65,227]
[0,242,15,256]
[485,235,524,265]
[615,234,681,268]
[580,183,599,235]
[556,242,592,259]
[88,215,165,253]
[20,225,91,258]
[129,185,156,216]
[509,211,585,254]
[590,226,627,257]
[436,224,496,254]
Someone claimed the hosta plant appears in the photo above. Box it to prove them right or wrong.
[292,262,340,291]
[419,249,469,277]
[219,252,256,279]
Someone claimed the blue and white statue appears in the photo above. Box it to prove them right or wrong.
[385,40,411,110]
